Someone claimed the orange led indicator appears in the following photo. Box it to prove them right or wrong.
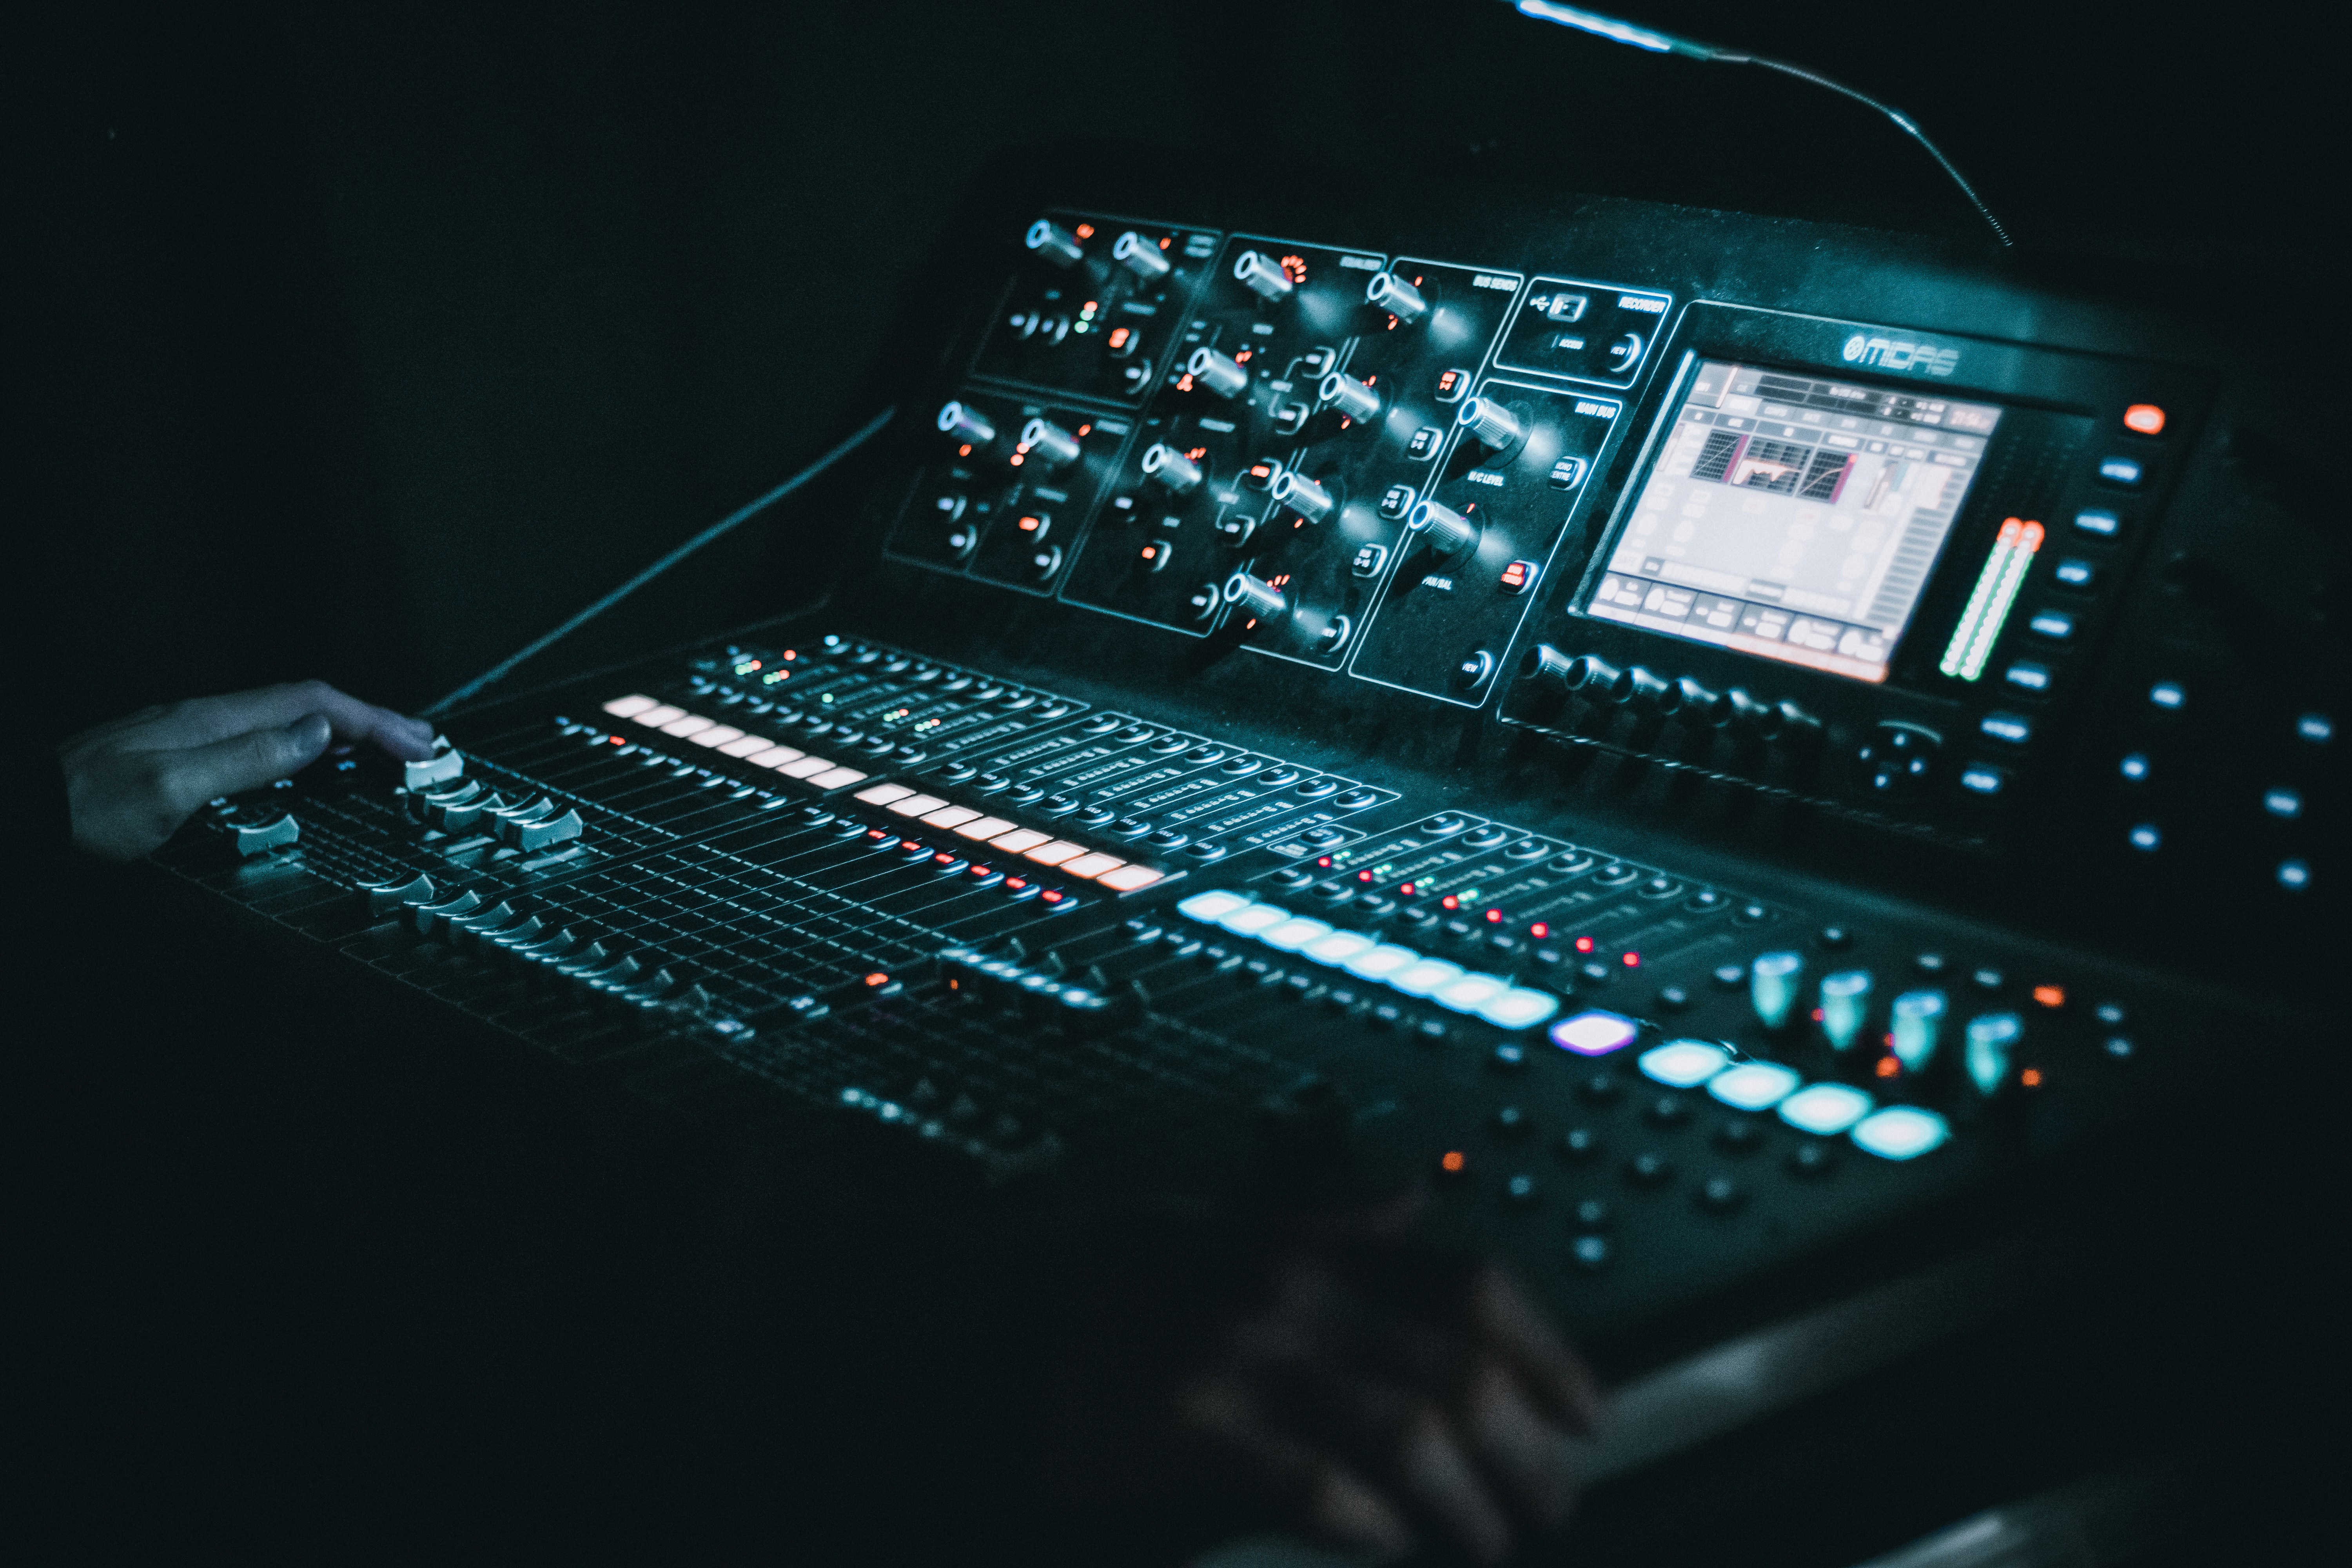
[957,443,972,456]
[2123,404,2165,435]
[1107,327,1130,348]
[1158,235,1170,249]
[863,972,889,987]
[2021,1068,2045,1087]
[1005,876,1028,890]
[1876,1055,1901,1079]
[1018,515,1042,532]
[1440,1150,1466,1173]
[2033,984,2066,1009]
[1073,223,1094,239]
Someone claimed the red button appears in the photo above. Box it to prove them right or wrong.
[2123,404,2165,436]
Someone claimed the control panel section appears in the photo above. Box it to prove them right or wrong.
[1351,378,1624,704]
[1495,278,1673,388]
[972,215,1221,406]
[887,392,1131,596]
[1060,408,1263,635]
[1171,236,1388,454]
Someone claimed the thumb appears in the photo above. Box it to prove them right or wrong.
[161,713,335,813]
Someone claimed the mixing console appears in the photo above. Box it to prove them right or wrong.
[154,161,2333,1405]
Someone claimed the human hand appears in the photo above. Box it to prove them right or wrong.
[60,680,437,860]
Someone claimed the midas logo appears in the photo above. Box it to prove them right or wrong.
[1842,333,1960,376]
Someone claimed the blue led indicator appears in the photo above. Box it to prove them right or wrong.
[2279,860,2310,891]
[1960,766,2005,795]
[2120,753,2149,780]
[2005,662,2051,691]
[2149,682,2185,710]
[2097,456,2145,487]
[2264,789,2301,818]
[2129,824,2160,851]
[2073,509,2121,537]
[1980,714,2032,744]
[2297,713,2333,744]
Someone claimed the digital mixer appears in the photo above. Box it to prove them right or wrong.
[148,151,2339,1470]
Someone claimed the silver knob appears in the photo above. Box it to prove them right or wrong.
[1271,469,1336,523]
[1319,371,1380,423]
[1617,666,1681,712]
[1233,250,1295,303]
[1366,271,1428,324]
[1405,498,1476,555]
[1018,417,1082,470]
[1025,219,1085,268]
[1819,969,1873,1051]
[1140,442,1204,494]
[937,400,996,448]
[1223,571,1289,619]
[1457,395,1526,452]
[1187,347,1250,399]
[1112,230,1172,281]
[1518,643,1579,690]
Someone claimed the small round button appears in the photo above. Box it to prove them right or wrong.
[1570,1234,1611,1271]
[1624,1153,1674,1187]
[1697,1176,1745,1213]
[1572,1198,1611,1230]
[1557,1128,1601,1163]
[1452,648,1498,693]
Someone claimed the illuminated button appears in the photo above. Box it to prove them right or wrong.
[1406,425,1445,459]
[2073,509,2122,539]
[1178,891,1251,925]
[2053,558,2097,589]
[1024,840,1086,866]
[2027,612,2074,641]
[987,828,1053,855]
[1548,456,1588,490]
[2004,662,2051,691]
[1477,988,1561,1031]
[1958,764,2009,796]
[719,733,778,757]
[1638,1041,1731,1089]
[1550,1010,1639,1056]
[807,766,867,789]
[886,793,948,817]
[1890,989,1947,1071]
[1261,916,1335,952]
[1749,951,1804,1029]
[855,783,916,807]
[2128,824,2160,851]
[1853,1106,1951,1161]
[2122,404,2166,436]
[1343,944,1422,982]
[2298,713,2334,743]
[603,694,658,718]
[1708,1061,1801,1112]
[1391,958,1467,997]
[778,756,840,779]
[745,745,805,767]
[1216,902,1292,937]
[1351,543,1390,578]
[1779,1082,1872,1136]
[1302,930,1377,966]
[1964,1012,2022,1094]
[2096,456,2145,487]
[1499,560,1538,594]
[1097,865,1164,892]
[955,816,1019,840]
[632,704,686,727]
[2149,681,2185,710]
[1980,713,2032,745]
[920,806,982,830]
[1433,973,1510,1014]
[1062,852,1128,880]
[2279,860,2310,891]
[1434,367,1470,403]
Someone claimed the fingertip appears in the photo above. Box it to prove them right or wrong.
[289,712,333,759]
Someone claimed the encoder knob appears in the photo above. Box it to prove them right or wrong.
[1818,969,1873,1052]
[1518,643,1579,691]
[1018,417,1082,471]
[1404,498,1476,556]
[1140,442,1204,494]
[937,400,996,448]
[1025,219,1085,268]
[1271,469,1336,523]
[1187,347,1250,399]
[1223,571,1289,620]
[1233,250,1296,304]
[1457,395,1527,453]
[1366,271,1428,324]
[1617,666,1681,713]
[1112,230,1172,281]
[1319,371,1381,424]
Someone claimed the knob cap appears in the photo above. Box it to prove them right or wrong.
[1563,654,1628,699]
[1319,371,1381,423]
[1271,469,1335,523]
[1617,666,1681,712]
[1677,677,1729,725]
[1819,969,1873,1051]
[1366,271,1428,324]
[1405,498,1476,556]
[1518,643,1579,691]
[937,400,996,448]
[1233,250,1296,303]
[1890,989,1947,1071]
[1457,396,1526,453]
[1025,219,1085,268]
[1751,951,1804,1030]
[1112,230,1172,280]
[1140,442,1204,493]
[1223,571,1289,620]
[1018,417,1082,470]
[1964,1012,2022,1096]
[1187,347,1250,399]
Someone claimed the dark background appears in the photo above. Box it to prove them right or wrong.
[15,0,2326,741]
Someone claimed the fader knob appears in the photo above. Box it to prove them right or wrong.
[1112,230,1172,280]
[1223,571,1289,620]
[1819,969,1873,1051]
[1405,499,1477,556]
[1233,249,1296,303]
[1018,417,1083,470]
[938,401,996,448]
[1964,1012,2022,1096]
[1319,371,1381,423]
[1270,469,1335,523]
[1890,989,1947,1071]
[1140,442,1204,494]
[1457,395,1527,454]
[1024,218,1085,268]
[1187,347,1250,399]
[1751,951,1804,1030]
[1365,270,1428,324]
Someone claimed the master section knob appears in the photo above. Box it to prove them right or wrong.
[1018,417,1083,471]
[1223,571,1289,620]
[1112,230,1172,281]
[1319,371,1381,424]
[1140,443,1204,494]
[938,400,996,449]
[1233,250,1296,304]
[1366,271,1428,324]
[1187,347,1250,399]
[1025,219,1085,268]
[1405,498,1476,556]
[1457,395,1527,455]
[1270,469,1336,523]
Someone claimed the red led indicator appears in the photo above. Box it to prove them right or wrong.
[2123,404,2165,435]
[1078,423,1091,436]
[1158,236,1171,249]
[1005,876,1029,890]
[1574,936,1595,953]
[933,852,956,864]
[867,829,889,840]
[1040,889,1065,904]
[1018,515,1043,532]
[1107,327,1131,348]
[608,736,624,745]
[957,443,973,456]
[1399,882,1417,896]
[1484,908,1503,924]
[1499,561,1531,590]
[1529,922,1550,939]
[1315,855,1332,867]
[1235,349,1252,363]
[968,865,993,878]
[2032,984,2066,1009]
[1441,895,1460,910]
[1140,544,1158,561]
[1622,952,1640,967]
[863,971,890,987]
[1357,869,1374,882]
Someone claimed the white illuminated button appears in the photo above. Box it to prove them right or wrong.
[1852,1106,1951,1161]
[602,694,658,718]
[1432,973,1511,1014]
[1218,903,1293,937]
[1061,852,1127,880]
[688,724,744,748]
[1390,959,1468,998]
[808,766,867,789]
[1096,865,1164,892]
[887,794,948,817]
[720,733,779,758]
[955,816,1019,840]
[778,755,837,778]
[1343,944,1423,982]
[1177,890,1251,924]
[660,714,714,737]
[2279,860,2310,891]
[1550,1010,1639,1056]
[1708,1061,1802,1111]
[1477,988,1561,1031]
[633,703,685,727]
[1779,1082,1874,1136]
[2263,789,2301,818]
[988,828,1052,855]
[1301,931,1377,966]
[744,745,804,767]
[855,783,916,806]
[1261,917,1336,952]
[920,806,983,830]
[1638,1040,1731,1088]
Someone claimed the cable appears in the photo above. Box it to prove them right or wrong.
[424,404,897,716]
[1509,1,2012,248]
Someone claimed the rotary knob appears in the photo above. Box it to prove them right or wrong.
[1366,271,1428,324]
[1405,498,1476,556]
[1018,417,1083,471]
[1223,571,1289,620]
[1112,230,1172,281]
[1271,469,1336,523]
[1024,219,1085,268]
[1187,347,1250,399]
[1319,371,1381,424]
[937,400,996,448]
[1233,250,1296,303]
[1457,395,1527,454]
[1140,442,1204,493]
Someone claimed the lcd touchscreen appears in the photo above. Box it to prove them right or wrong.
[1586,360,2004,682]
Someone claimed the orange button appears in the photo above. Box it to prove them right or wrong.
[2123,404,2165,436]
